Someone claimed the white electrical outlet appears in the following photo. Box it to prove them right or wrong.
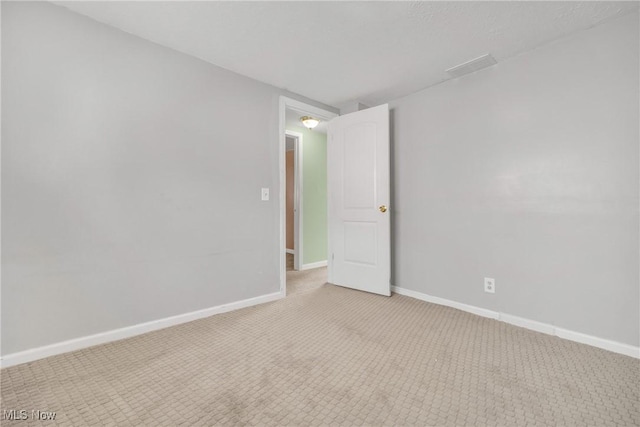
[261,188,269,201]
[484,277,495,294]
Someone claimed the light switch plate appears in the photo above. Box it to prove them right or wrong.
[261,188,269,201]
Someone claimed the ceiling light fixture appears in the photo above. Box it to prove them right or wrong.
[300,116,320,129]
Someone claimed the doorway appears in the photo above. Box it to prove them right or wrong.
[279,97,338,296]
[285,130,302,272]
[279,98,392,298]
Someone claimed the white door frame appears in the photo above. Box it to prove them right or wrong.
[279,96,338,296]
[285,130,303,271]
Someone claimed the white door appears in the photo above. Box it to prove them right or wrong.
[327,104,390,296]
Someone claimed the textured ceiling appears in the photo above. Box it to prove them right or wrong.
[57,1,638,109]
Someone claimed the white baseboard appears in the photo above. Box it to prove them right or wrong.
[300,260,327,271]
[391,286,498,320]
[391,285,639,359]
[286,249,295,255]
[0,291,284,369]
[499,313,555,335]
[553,327,638,357]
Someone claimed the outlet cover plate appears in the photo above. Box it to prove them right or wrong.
[484,277,495,294]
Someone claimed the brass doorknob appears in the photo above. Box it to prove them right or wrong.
[379,205,387,213]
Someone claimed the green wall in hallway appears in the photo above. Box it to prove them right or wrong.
[287,125,327,265]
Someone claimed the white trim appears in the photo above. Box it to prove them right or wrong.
[391,286,498,320]
[300,260,328,271]
[391,285,640,359]
[0,291,283,369]
[279,97,337,295]
[500,313,555,335]
[285,249,295,255]
[554,328,639,358]
[282,98,338,123]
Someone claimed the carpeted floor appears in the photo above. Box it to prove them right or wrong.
[286,265,327,297]
[1,268,639,426]
[287,253,294,271]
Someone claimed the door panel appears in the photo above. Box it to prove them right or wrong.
[343,123,377,209]
[344,221,377,265]
[328,104,390,296]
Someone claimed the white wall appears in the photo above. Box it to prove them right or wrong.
[1,2,334,355]
[390,11,639,347]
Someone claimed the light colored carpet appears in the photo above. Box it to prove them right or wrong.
[1,268,639,426]
[286,266,327,297]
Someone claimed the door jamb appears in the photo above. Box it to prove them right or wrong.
[279,96,338,296]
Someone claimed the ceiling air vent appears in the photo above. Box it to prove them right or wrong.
[446,54,497,78]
